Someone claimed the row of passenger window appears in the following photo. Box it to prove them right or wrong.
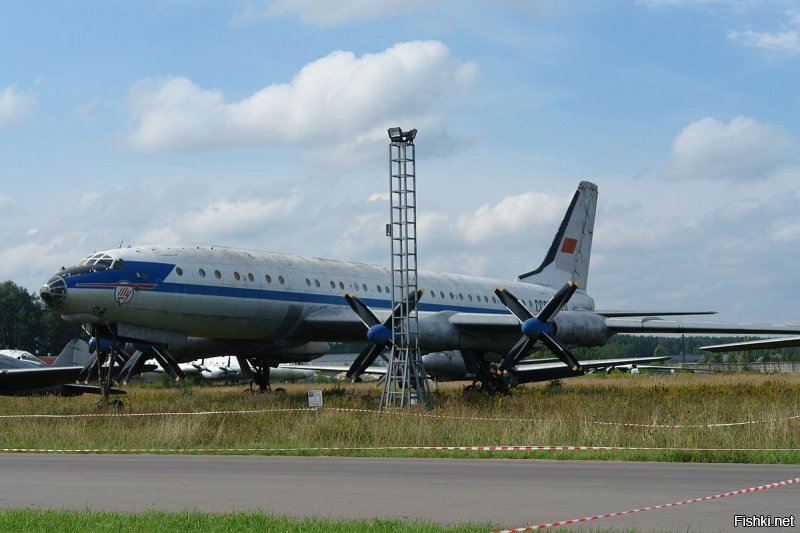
[173,266,546,309]
[174,266,285,285]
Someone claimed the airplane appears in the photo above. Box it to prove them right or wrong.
[154,356,317,384]
[38,180,800,397]
[0,339,125,396]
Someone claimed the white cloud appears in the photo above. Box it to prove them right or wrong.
[0,236,83,283]
[0,86,36,131]
[329,189,572,280]
[662,116,797,181]
[587,190,800,319]
[729,28,800,52]
[124,41,478,156]
[175,195,302,242]
[728,11,800,52]
[239,0,427,26]
[332,211,387,259]
[456,191,568,244]
[771,218,800,242]
[79,192,103,209]
[235,0,556,27]
[639,0,743,6]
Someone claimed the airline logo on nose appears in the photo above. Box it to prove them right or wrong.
[560,237,578,254]
[114,282,135,305]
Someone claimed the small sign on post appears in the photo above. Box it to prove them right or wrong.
[308,389,323,418]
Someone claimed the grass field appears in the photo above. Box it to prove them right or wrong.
[1,372,799,463]
[0,509,494,533]
[0,509,665,533]
[0,509,688,533]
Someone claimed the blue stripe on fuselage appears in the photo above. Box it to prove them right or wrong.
[65,260,506,315]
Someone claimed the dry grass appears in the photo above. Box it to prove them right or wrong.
[1,372,799,463]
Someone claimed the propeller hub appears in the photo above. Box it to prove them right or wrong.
[366,324,391,344]
[521,319,555,338]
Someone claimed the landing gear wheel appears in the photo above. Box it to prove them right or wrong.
[248,361,272,394]
[109,399,125,410]
[463,383,478,394]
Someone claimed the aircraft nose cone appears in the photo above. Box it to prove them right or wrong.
[40,276,68,308]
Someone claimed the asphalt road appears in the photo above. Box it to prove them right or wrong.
[0,454,797,531]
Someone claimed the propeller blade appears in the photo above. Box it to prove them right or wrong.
[537,281,578,322]
[343,289,424,380]
[150,347,186,381]
[118,350,147,384]
[235,356,253,379]
[540,332,582,372]
[494,288,533,323]
[498,336,534,372]
[389,289,424,323]
[76,352,98,383]
[346,343,386,379]
[344,293,381,328]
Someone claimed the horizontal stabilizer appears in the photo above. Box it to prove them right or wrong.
[700,337,800,352]
[593,310,716,318]
[605,318,800,336]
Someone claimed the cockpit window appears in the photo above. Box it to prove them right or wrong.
[78,253,115,269]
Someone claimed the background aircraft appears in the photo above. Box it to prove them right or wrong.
[0,339,115,396]
[291,352,672,390]
[38,181,800,396]
[153,355,317,384]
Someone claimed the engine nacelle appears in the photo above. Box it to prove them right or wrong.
[552,311,608,347]
[418,314,463,352]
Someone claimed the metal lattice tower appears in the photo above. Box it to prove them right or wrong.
[382,128,432,409]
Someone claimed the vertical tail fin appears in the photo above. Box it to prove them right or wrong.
[516,181,597,291]
[52,339,91,367]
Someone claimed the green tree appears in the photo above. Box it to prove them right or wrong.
[0,281,41,350]
[0,280,83,354]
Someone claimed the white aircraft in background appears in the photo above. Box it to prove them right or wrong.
[292,351,673,386]
[39,181,800,394]
[155,356,317,383]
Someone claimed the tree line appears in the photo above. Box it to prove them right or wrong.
[0,281,83,356]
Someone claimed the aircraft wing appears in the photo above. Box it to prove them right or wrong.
[513,355,671,383]
[602,318,800,335]
[0,365,84,395]
[592,310,716,317]
[287,363,387,376]
[447,312,800,337]
[700,337,800,352]
[304,309,800,354]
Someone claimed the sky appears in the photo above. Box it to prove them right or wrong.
[1,0,799,324]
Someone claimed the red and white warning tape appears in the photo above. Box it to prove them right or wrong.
[1,444,799,454]
[0,408,315,419]
[494,476,800,532]
[0,406,798,428]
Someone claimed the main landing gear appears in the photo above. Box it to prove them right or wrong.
[461,350,515,395]
[244,359,286,395]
